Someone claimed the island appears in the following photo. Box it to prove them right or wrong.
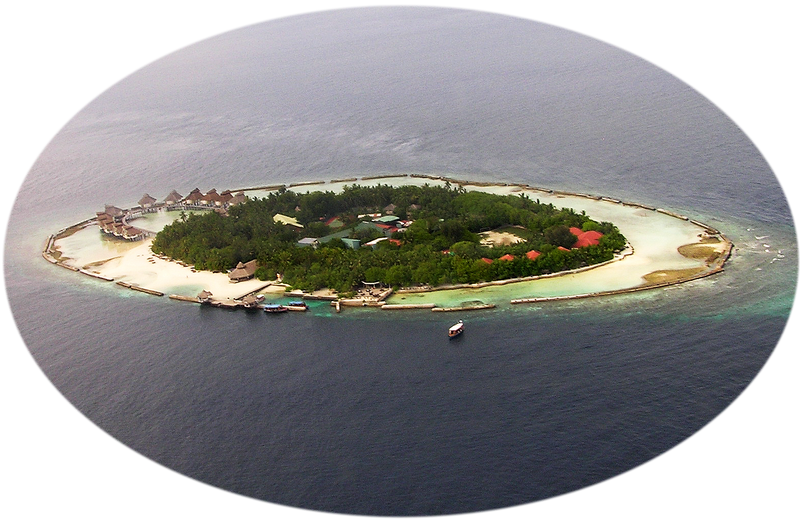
[42,175,733,312]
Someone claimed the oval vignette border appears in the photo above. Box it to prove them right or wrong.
[0,0,800,523]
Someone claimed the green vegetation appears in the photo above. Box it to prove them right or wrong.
[151,184,626,292]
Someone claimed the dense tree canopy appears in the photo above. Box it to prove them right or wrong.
[151,184,626,294]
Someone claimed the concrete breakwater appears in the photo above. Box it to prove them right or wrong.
[115,281,164,297]
[381,303,436,310]
[431,303,496,312]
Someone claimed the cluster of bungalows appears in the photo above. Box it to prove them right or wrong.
[95,205,148,241]
[96,188,248,241]
[183,188,247,209]
[294,206,412,251]
[477,226,604,264]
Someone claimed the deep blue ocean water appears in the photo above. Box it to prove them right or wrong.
[4,7,796,516]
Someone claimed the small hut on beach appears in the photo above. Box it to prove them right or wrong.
[229,260,258,282]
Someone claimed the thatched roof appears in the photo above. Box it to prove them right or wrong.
[242,295,259,306]
[185,188,204,203]
[229,259,258,282]
[104,205,125,217]
[138,194,157,207]
[164,190,183,203]
[229,192,247,206]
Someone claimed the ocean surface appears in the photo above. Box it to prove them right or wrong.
[4,7,797,516]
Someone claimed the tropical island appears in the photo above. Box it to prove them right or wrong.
[42,174,733,312]
[151,183,627,295]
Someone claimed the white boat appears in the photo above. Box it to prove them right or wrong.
[448,320,464,339]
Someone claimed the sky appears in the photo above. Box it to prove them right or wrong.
[1,2,797,523]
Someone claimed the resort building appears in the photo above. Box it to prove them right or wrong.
[526,250,541,260]
[297,237,320,248]
[574,230,604,248]
[324,216,345,229]
[164,190,183,205]
[229,260,258,282]
[228,191,247,206]
[374,215,400,225]
[138,194,157,208]
[103,205,125,218]
[569,227,604,248]
[184,188,205,206]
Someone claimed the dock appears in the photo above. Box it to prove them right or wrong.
[431,303,496,312]
[169,294,201,303]
[381,303,436,310]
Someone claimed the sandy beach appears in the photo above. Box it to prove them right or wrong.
[86,239,275,299]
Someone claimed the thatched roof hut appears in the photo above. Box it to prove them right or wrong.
[164,190,183,204]
[229,192,247,206]
[229,260,258,282]
[138,194,157,208]
[184,188,204,205]
[104,205,125,217]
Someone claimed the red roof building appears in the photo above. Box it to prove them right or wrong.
[569,227,584,237]
[573,230,604,248]
[499,254,515,261]
[526,250,541,260]
[481,257,493,264]
[558,246,570,252]
[324,216,344,228]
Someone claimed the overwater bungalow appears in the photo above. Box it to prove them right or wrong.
[202,188,225,207]
[164,190,183,205]
[228,191,247,206]
[138,194,157,208]
[184,188,205,206]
